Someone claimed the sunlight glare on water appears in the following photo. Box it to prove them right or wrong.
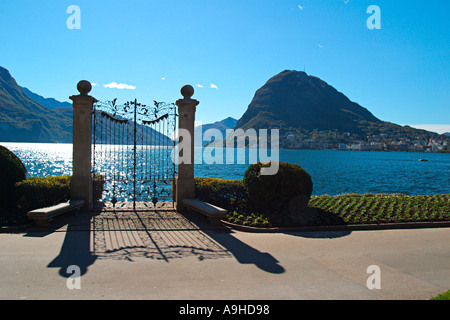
[2,142,73,177]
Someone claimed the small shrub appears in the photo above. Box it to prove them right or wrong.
[243,161,313,216]
[0,145,27,208]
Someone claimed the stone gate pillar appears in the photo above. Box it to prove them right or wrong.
[70,80,96,211]
[175,85,199,212]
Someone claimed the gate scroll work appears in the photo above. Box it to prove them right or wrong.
[91,98,178,211]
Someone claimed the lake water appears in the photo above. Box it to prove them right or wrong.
[2,142,449,196]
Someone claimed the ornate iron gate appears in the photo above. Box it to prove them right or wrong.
[92,98,177,210]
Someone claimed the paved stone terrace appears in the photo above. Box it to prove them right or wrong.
[2,201,449,300]
[44,202,210,232]
[35,202,232,263]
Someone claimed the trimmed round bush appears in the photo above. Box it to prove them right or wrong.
[243,161,313,215]
[0,145,27,207]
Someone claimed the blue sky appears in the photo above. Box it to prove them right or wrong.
[0,0,449,132]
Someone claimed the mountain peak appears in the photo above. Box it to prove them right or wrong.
[267,70,308,84]
[221,116,237,121]
[235,69,381,135]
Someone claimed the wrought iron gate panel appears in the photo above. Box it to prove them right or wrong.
[92,98,177,210]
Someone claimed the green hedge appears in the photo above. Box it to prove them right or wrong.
[15,176,70,212]
[15,175,105,212]
[194,177,249,213]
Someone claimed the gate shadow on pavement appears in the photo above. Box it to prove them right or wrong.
[41,207,285,278]
[46,211,97,278]
[203,228,285,274]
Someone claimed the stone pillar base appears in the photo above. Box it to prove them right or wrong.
[70,175,93,212]
[176,177,195,212]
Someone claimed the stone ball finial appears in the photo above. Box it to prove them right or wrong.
[181,85,194,99]
[77,80,92,95]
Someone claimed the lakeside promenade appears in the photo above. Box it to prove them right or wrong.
[0,214,448,300]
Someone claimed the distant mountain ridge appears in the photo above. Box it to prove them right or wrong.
[21,86,72,110]
[1,66,446,148]
[195,117,238,146]
[0,66,73,143]
[0,65,174,144]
